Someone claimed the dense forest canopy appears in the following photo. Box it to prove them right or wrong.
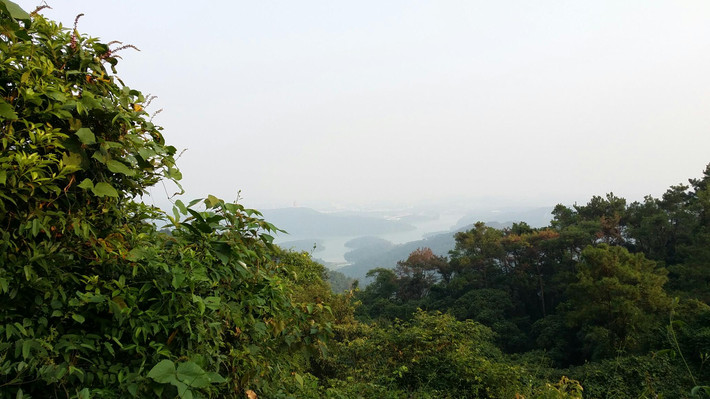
[1,2,709,398]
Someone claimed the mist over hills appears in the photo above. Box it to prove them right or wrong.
[453,206,554,230]
[337,221,520,283]
[261,207,416,237]
[265,205,555,285]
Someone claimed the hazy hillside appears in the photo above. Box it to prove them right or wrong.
[338,228,465,283]
[262,207,416,237]
[453,206,554,230]
[337,219,540,284]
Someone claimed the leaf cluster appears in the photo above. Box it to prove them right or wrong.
[0,4,329,398]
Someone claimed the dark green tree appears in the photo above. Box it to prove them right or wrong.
[563,245,671,360]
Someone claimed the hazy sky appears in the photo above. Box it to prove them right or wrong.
[18,1,710,210]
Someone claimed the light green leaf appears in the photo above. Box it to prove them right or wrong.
[294,372,304,388]
[127,248,147,261]
[92,182,118,198]
[138,147,156,160]
[176,362,210,388]
[0,170,6,185]
[205,371,226,384]
[148,359,177,384]
[203,296,221,311]
[77,178,94,190]
[62,152,83,168]
[107,160,135,176]
[192,295,206,315]
[91,151,109,164]
[0,101,17,120]
[75,128,96,145]
[72,314,85,323]
[205,195,220,208]
[176,382,192,399]
[77,388,90,399]
[166,166,182,180]
[45,90,66,102]
[0,0,31,20]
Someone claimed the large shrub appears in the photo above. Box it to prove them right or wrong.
[323,310,529,398]
[0,3,326,397]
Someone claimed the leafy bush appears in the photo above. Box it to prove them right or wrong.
[566,354,693,399]
[324,310,530,398]
[0,3,326,397]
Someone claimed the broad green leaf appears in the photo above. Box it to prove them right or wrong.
[175,199,187,215]
[294,372,304,388]
[0,170,6,185]
[62,152,83,168]
[192,295,206,315]
[72,314,85,323]
[107,160,135,176]
[92,151,109,164]
[0,0,31,21]
[0,101,17,120]
[77,178,94,190]
[203,296,221,310]
[205,372,226,384]
[205,195,220,208]
[176,362,210,388]
[45,90,66,102]
[75,128,96,145]
[171,272,186,289]
[127,384,139,397]
[176,382,192,399]
[138,147,156,160]
[166,166,182,180]
[127,248,147,261]
[92,182,118,198]
[148,359,177,384]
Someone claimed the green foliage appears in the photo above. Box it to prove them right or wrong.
[525,376,583,399]
[325,310,529,398]
[0,6,327,398]
[326,269,355,293]
[563,244,671,360]
[566,353,694,398]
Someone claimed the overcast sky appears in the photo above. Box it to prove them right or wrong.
[18,1,710,210]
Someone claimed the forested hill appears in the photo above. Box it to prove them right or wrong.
[352,165,710,396]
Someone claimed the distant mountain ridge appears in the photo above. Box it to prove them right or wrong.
[262,207,416,238]
[266,205,555,284]
[337,208,555,283]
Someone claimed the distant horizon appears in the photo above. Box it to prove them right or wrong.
[20,1,710,215]
[143,172,703,214]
